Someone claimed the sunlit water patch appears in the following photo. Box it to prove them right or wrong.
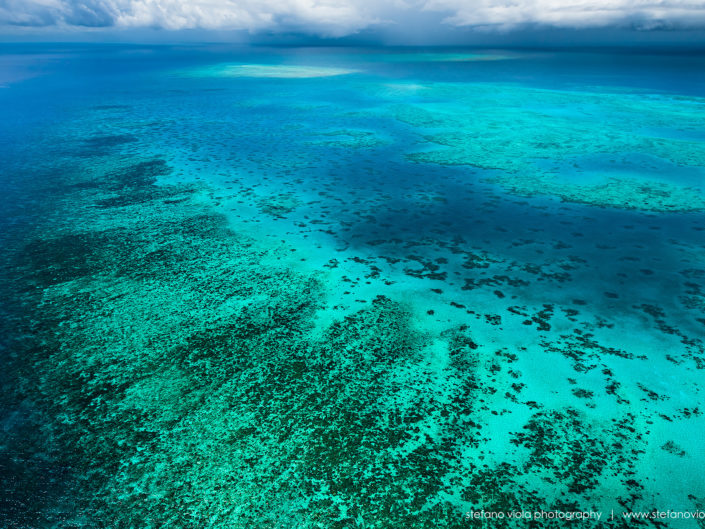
[184,63,359,78]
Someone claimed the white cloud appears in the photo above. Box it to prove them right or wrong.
[425,0,705,29]
[1,0,704,34]
[111,0,388,35]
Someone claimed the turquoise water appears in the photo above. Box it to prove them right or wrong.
[2,44,705,528]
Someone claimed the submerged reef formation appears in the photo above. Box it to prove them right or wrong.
[2,124,704,529]
[390,86,705,212]
[3,51,705,529]
[2,150,481,528]
[307,129,387,149]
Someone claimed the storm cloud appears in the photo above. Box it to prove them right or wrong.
[1,0,704,35]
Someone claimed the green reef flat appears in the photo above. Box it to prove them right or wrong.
[392,86,705,212]
[2,45,705,528]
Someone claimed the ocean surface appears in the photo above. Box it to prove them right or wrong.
[1,43,705,528]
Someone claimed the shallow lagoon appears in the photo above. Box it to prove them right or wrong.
[1,44,705,528]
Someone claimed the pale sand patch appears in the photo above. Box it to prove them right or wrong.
[197,64,358,78]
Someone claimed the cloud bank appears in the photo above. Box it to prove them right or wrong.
[1,0,704,35]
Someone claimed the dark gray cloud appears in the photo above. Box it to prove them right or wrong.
[62,1,114,27]
[0,0,113,27]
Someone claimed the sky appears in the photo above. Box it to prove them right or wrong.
[1,0,705,44]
